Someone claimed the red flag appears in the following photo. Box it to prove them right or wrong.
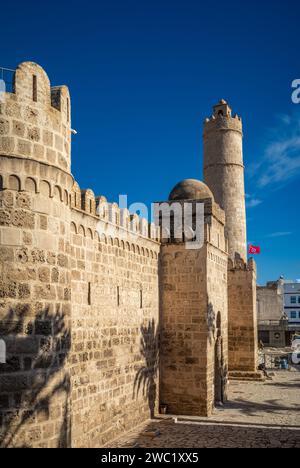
[248,244,261,254]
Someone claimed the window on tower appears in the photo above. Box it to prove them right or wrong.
[32,75,37,102]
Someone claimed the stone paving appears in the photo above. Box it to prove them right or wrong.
[111,368,300,448]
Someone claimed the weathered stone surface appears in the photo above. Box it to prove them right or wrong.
[0,119,10,135]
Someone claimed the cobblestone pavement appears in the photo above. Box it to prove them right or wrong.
[111,369,300,448]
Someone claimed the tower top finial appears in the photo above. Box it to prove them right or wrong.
[213,99,232,118]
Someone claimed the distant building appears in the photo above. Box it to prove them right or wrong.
[283,280,300,337]
[257,278,286,347]
[257,278,300,347]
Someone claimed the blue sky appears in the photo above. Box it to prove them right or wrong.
[1,0,299,284]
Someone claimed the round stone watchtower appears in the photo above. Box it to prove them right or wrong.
[0,63,74,447]
[203,100,247,261]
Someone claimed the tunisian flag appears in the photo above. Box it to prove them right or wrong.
[248,245,261,254]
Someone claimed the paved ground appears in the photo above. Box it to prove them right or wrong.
[111,368,300,448]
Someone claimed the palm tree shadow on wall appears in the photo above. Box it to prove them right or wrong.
[207,302,216,346]
[207,303,228,405]
[0,306,71,448]
[133,319,159,419]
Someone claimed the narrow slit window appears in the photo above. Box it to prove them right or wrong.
[140,290,143,309]
[117,286,120,307]
[32,75,37,102]
[88,282,91,305]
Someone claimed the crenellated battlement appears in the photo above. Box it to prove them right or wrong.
[0,62,71,171]
[203,99,242,135]
[203,113,242,135]
[70,180,161,244]
[228,256,257,272]
[0,61,160,251]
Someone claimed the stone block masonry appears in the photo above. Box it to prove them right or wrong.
[69,209,160,448]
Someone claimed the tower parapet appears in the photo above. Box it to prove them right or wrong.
[0,61,71,172]
[204,114,242,137]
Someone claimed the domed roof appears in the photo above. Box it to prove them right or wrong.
[168,179,214,201]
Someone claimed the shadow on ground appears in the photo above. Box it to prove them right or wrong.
[222,398,300,417]
[114,418,300,448]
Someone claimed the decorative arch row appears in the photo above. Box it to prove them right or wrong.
[208,251,227,267]
[0,173,70,205]
[70,221,159,259]
[0,173,160,243]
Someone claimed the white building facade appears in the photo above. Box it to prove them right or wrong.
[257,278,300,347]
[283,280,300,330]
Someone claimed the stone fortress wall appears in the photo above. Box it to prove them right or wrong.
[0,62,160,447]
[69,192,160,448]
